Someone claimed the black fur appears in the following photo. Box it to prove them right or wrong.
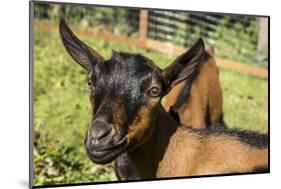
[115,153,139,180]
[91,51,162,126]
[192,126,268,149]
[168,108,180,123]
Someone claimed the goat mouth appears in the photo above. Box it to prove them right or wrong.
[86,137,128,164]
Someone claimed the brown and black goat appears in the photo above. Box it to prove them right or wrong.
[115,48,224,180]
[164,48,223,128]
[59,19,268,179]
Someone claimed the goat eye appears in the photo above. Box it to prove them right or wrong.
[147,87,161,98]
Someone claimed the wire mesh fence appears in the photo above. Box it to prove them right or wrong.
[34,2,268,68]
[34,3,140,38]
[148,10,266,66]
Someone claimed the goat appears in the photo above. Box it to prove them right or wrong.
[59,19,268,179]
[115,48,224,180]
[164,48,223,128]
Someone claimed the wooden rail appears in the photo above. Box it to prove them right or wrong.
[34,19,268,79]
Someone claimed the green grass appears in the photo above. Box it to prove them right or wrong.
[33,28,268,186]
[220,69,268,132]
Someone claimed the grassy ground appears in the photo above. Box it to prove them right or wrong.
[33,28,268,186]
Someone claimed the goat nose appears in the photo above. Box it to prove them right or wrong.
[90,119,112,140]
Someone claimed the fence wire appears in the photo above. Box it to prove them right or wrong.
[34,2,268,67]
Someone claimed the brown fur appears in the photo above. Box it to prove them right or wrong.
[128,103,159,149]
[111,97,127,140]
[164,53,223,128]
[128,106,268,178]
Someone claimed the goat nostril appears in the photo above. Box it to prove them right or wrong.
[96,127,112,140]
[90,120,113,141]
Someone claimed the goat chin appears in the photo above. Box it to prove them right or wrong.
[85,138,129,164]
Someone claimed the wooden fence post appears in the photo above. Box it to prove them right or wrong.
[257,17,268,56]
[139,10,149,45]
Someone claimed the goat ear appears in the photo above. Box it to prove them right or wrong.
[206,46,215,56]
[59,19,104,71]
[162,38,205,93]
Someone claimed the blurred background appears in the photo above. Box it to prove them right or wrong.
[33,1,268,186]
